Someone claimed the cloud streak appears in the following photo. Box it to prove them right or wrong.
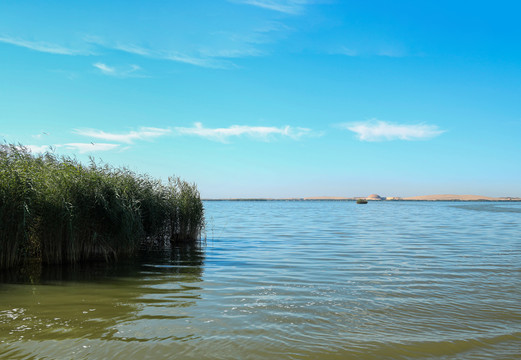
[174,122,311,142]
[113,44,238,69]
[83,37,236,69]
[231,0,311,14]
[333,45,408,58]
[0,34,254,69]
[93,62,143,77]
[162,52,231,69]
[22,143,119,154]
[2,7,295,70]
[343,119,445,141]
[74,127,171,144]
[0,35,89,55]
[93,62,115,74]
[62,143,120,153]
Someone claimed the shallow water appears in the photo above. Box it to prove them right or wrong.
[1,201,520,359]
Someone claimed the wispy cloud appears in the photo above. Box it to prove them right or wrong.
[93,62,114,74]
[174,122,311,142]
[198,47,265,59]
[2,14,291,70]
[83,37,234,69]
[62,143,120,153]
[162,52,232,69]
[24,127,172,156]
[22,143,119,154]
[343,119,445,141]
[93,62,143,77]
[111,43,151,56]
[0,35,89,55]
[333,45,407,58]
[1,0,310,71]
[231,0,312,14]
[92,34,274,61]
[74,127,171,144]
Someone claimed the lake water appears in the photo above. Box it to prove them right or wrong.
[1,201,520,359]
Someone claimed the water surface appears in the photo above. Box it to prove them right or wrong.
[1,201,520,359]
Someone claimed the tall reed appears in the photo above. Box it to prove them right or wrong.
[0,144,204,269]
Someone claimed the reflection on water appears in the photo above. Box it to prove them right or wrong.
[1,201,521,359]
[0,244,205,284]
[0,245,205,359]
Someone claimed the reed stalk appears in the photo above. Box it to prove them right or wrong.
[0,144,205,269]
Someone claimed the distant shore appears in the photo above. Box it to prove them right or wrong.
[204,194,521,202]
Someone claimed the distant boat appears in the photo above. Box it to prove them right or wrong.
[356,199,368,204]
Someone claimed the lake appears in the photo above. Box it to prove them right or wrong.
[1,201,520,359]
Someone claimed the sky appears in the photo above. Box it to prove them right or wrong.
[1,0,520,198]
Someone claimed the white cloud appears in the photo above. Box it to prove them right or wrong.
[73,127,171,144]
[23,145,51,153]
[343,119,445,141]
[174,122,311,142]
[231,0,311,14]
[22,143,120,154]
[0,35,88,55]
[93,63,143,77]
[62,143,120,153]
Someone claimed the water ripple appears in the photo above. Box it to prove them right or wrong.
[0,201,520,359]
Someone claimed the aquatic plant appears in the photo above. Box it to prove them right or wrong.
[0,144,204,269]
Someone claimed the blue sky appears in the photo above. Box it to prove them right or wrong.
[1,0,520,198]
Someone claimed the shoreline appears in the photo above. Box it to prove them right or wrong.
[203,197,521,202]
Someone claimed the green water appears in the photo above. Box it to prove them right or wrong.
[1,201,520,359]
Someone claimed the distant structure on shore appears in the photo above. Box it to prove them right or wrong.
[366,194,383,201]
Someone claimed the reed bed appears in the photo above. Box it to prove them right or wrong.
[0,144,204,269]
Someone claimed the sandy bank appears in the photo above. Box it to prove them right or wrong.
[303,196,352,200]
[204,194,521,201]
[403,194,510,201]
